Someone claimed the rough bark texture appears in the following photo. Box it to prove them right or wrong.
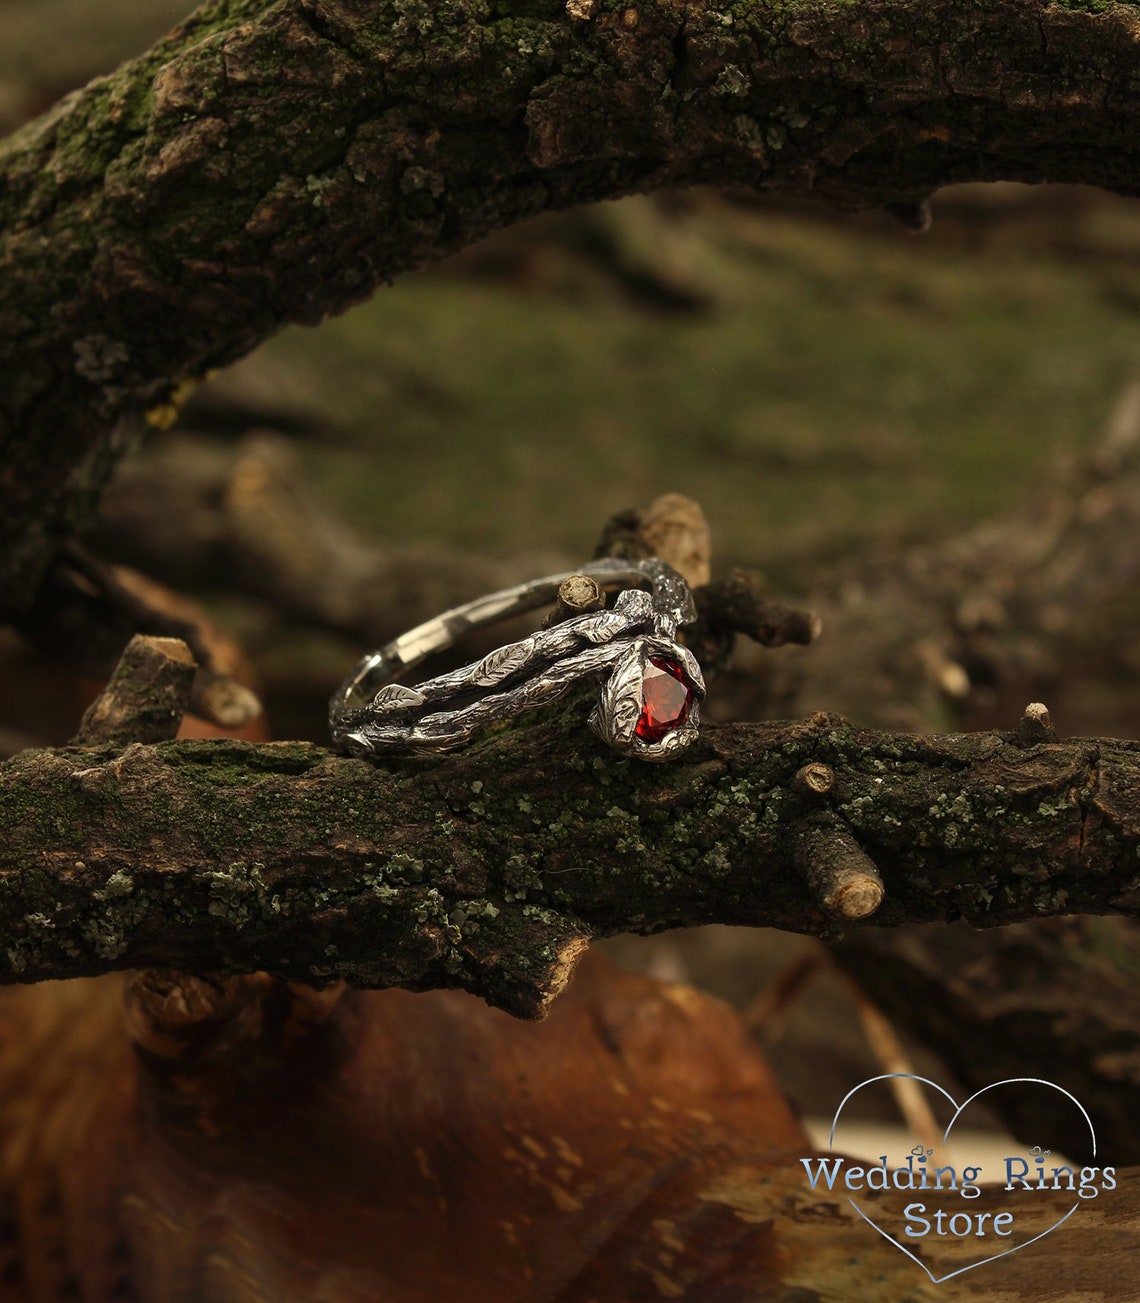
[3,710,1139,1017]
[6,0,1140,609]
[73,633,197,746]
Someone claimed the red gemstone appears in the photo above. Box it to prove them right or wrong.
[634,655,693,743]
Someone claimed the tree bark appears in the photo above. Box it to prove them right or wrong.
[3,709,1139,1016]
[6,0,1140,610]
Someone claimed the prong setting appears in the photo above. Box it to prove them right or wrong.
[330,558,706,761]
[589,636,704,761]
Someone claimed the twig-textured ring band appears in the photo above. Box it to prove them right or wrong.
[329,557,705,761]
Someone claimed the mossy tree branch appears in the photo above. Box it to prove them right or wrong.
[3,708,1139,1017]
[6,0,1140,607]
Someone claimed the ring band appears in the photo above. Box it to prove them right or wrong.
[329,557,705,761]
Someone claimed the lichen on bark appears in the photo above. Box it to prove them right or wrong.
[2,711,1138,1016]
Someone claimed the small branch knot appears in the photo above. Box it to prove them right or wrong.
[793,762,835,798]
[1017,701,1058,747]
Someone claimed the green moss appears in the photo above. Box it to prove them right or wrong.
[156,739,325,777]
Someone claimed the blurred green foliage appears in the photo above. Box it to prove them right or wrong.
[233,190,1140,584]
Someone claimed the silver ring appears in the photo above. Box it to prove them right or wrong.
[329,557,705,762]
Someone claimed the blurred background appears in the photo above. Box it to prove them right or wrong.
[4,0,1140,1153]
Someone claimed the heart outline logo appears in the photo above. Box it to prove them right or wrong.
[827,1074,1096,1284]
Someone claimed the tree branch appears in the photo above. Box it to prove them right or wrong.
[6,0,1140,607]
[4,707,1138,1016]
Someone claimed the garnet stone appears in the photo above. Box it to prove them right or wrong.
[634,655,693,743]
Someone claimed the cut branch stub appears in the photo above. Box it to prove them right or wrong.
[1017,700,1059,746]
[636,493,712,589]
[793,813,886,922]
[792,762,835,799]
[73,634,196,746]
[542,573,605,628]
[24,550,264,731]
